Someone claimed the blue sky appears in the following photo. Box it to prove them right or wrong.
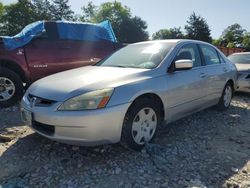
[2,0,250,38]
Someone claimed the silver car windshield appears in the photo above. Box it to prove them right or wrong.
[228,54,250,64]
[96,42,174,69]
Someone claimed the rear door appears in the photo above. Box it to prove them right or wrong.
[24,22,115,82]
[198,44,228,101]
[24,35,65,81]
[166,43,208,121]
[24,22,81,81]
[58,40,115,68]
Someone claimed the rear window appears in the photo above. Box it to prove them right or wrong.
[200,44,220,65]
[228,54,250,64]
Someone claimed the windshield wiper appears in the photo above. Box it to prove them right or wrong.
[101,65,128,68]
[102,65,144,69]
[113,65,128,68]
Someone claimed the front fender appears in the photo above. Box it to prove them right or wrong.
[107,75,167,108]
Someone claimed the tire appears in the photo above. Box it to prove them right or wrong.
[0,67,23,107]
[217,82,233,111]
[121,98,162,151]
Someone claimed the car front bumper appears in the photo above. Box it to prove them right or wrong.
[236,78,250,93]
[21,99,131,146]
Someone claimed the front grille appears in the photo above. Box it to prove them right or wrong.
[28,94,56,107]
[32,121,55,136]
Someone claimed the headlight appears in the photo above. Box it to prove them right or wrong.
[58,88,114,111]
[237,71,250,78]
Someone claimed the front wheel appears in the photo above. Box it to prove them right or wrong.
[0,67,23,107]
[121,98,161,151]
[217,83,233,111]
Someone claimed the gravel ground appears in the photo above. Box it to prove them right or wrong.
[0,93,249,188]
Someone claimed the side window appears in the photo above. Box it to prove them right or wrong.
[175,43,202,67]
[200,44,220,65]
[218,53,226,63]
[44,22,60,40]
[33,30,48,40]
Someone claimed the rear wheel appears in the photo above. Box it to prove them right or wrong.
[0,67,23,107]
[217,83,233,111]
[121,98,161,151]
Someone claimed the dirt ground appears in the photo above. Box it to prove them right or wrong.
[0,93,249,188]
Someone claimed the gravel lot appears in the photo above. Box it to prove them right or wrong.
[0,93,249,188]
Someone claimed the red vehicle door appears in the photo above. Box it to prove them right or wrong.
[24,22,115,82]
[56,39,115,70]
[24,36,64,81]
[25,38,115,82]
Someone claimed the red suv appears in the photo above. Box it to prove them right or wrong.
[0,20,121,107]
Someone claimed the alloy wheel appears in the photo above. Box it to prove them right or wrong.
[223,85,232,107]
[0,77,16,101]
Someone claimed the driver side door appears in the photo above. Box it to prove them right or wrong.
[165,43,208,122]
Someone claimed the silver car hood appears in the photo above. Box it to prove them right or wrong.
[234,64,250,71]
[28,66,150,101]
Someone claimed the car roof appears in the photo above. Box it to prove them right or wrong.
[130,39,180,45]
[130,39,213,46]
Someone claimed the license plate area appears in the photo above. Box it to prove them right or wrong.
[21,108,32,127]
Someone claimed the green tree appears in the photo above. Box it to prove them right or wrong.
[81,1,149,43]
[32,0,54,20]
[212,38,223,46]
[80,2,97,22]
[117,16,148,43]
[227,42,235,48]
[242,32,250,50]
[0,2,3,31]
[0,0,38,36]
[0,2,4,16]
[184,12,212,43]
[0,0,75,36]
[51,0,74,20]
[152,27,184,40]
[220,23,245,47]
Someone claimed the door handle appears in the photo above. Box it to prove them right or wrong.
[16,48,24,55]
[223,67,228,72]
[200,72,207,78]
[90,58,101,62]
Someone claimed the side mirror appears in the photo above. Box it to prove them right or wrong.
[174,59,193,71]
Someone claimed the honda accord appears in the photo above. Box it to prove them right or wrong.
[21,40,237,150]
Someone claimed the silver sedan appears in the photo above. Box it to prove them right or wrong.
[21,40,237,150]
[228,52,250,93]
